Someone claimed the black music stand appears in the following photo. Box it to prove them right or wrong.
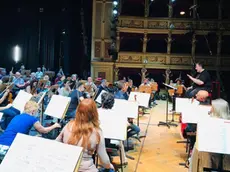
[158,83,178,128]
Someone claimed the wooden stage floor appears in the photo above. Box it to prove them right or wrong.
[121,101,188,172]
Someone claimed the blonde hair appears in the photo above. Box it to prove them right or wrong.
[211,99,230,120]
[24,101,39,114]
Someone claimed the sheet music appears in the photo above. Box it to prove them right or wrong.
[98,108,127,140]
[12,90,33,113]
[0,134,83,172]
[163,83,177,90]
[128,92,150,108]
[95,90,107,104]
[181,105,211,124]
[30,92,47,105]
[44,95,71,119]
[176,97,199,113]
[197,117,230,155]
[113,99,138,119]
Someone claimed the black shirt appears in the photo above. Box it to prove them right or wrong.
[193,70,211,90]
[67,90,83,113]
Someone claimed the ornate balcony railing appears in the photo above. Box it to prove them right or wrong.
[118,16,230,31]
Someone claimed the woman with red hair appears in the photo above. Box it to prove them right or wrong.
[56,99,113,172]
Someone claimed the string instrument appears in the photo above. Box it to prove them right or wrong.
[8,92,13,103]
[138,85,152,94]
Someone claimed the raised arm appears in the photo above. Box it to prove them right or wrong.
[34,122,61,134]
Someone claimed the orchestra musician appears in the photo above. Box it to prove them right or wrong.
[94,79,108,100]
[58,80,71,97]
[186,62,211,98]
[69,74,78,90]
[65,82,85,119]
[0,101,61,147]
[140,78,150,87]
[35,67,43,80]
[85,77,97,97]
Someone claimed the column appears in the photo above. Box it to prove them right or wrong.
[116,31,120,52]
[143,33,148,53]
[144,0,149,17]
[191,33,196,63]
[168,0,173,18]
[167,32,172,54]
[114,67,119,81]
[217,0,222,68]
[193,0,197,19]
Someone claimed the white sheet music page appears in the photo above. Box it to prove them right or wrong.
[181,105,211,124]
[176,97,199,113]
[0,133,83,172]
[98,108,127,140]
[44,95,71,119]
[129,92,150,108]
[95,90,107,104]
[12,90,33,113]
[0,112,3,121]
[197,117,230,154]
[113,99,138,119]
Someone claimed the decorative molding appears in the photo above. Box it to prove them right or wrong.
[170,57,191,65]
[119,54,142,63]
[118,16,230,31]
[104,42,111,58]
[146,55,166,64]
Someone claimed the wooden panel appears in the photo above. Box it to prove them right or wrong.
[104,3,113,39]
[98,72,106,79]
[95,2,102,38]
[104,42,111,58]
[95,41,101,57]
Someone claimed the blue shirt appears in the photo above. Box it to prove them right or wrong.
[114,90,129,100]
[35,71,43,79]
[13,78,24,85]
[0,113,38,146]
[67,90,83,113]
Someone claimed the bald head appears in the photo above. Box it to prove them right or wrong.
[196,90,209,102]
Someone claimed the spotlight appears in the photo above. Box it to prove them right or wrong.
[113,9,118,15]
[180,11,185,15]
[13,45,21,63]
[113,1,118,6]
[171,0,176,2]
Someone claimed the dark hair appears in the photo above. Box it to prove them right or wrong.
[196,62,204,68]
[101,92,115,109]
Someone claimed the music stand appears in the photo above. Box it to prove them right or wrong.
[158,83,178,128]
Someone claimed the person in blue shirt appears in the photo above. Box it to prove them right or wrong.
[0,101,61,146]
[114,82,140,138]
[35,67,43,80]
[65,82,85,119]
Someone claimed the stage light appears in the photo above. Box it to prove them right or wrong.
[171,0,176,2]
[113,9,118,15]
[13,45,21,63]
[180,11,185,15]
[113,1,118,6]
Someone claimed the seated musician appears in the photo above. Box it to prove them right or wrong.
[35,67,43,80]
[56,99,114,171]
[12,72,26,92]
[43,75,51,89]
[0,101,60,146]
[58,80,71,97]
[101,92,127,165]
[140,78,150,86]
[189,99,230,172]
[186,62,211,98]
[85,77,97,97]
[114,82,140,139]
[65,82,85,119]
[69,74,78,90]
[95,79,108,99]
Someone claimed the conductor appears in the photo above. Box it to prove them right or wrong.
[186,62,211,98]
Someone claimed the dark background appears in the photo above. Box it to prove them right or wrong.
[0,0,92,77]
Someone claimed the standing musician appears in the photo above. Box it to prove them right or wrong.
[85,77,97,98]
[186,62,211,98]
